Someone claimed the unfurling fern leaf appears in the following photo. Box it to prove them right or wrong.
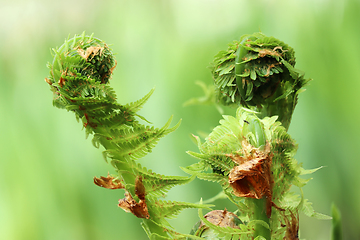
[45,32,209,239]
[187,107,328,239]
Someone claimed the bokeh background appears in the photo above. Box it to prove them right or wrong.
[1,0,359,239]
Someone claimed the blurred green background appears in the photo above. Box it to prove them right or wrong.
[1,0,359,239]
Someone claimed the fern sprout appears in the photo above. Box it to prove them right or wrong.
[211,32,310,129]
[45,33,212,239]
[45,32,329,240]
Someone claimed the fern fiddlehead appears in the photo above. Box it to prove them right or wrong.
[186,108,300,239]
[212,32,310,130]
[45,33,211,239]
[186,33,329,239]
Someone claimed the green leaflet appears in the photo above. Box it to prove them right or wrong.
[45,33,207,239]
[183,81,224,114]
[93,115,181,163]
[136,164,195,198]
[150,200,213,220]
[301,198,332,220]
[126,87,156,114]
[181,165,225,182]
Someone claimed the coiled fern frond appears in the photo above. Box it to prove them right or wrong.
[211,32,311,129]
[45,32,211,239]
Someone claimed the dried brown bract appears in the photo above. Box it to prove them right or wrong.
[118,191,149,219]
[118,175,149,219]
[226,140,273,217]
[58,69,68,87]
[282,210,299,240]
[77,45,104,60]
[202,209,240,229]
[45,77,52,85]
[93,173,124,189]
[135,175,146,200]
[258,46,286,58]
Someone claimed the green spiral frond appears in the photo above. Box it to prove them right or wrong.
[45,33,209,239]
[211,32,310,129]
[47,32,115,86]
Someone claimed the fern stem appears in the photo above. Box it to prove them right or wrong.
[250,198,271,240]
[331,203,342,240]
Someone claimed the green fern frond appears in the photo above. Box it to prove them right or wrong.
[301,198,332,220]
[181,166,227,184]
[186,152,234,176]
[186,107,325,239]
[45,33,202,239]
[90,116,181,163]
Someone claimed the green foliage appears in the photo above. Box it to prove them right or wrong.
[45,32,329,240]
[186,108,328,239]
[183,81,224,114]
[45,33,210,239]
[183,33,330,238]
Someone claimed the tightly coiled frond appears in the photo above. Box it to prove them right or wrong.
[211,32,310,129]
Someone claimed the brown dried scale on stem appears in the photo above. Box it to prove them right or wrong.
[94,173,124,190]
[281,210,299,240]
[226,140,273,217]
[118,176,149,219]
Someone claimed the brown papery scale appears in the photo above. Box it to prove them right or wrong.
[227,140,273,217]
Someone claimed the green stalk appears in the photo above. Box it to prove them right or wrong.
[95,128,136,188]
[257,96,294,131]
[250,198,271,240]
[246,119,271,240]
[331,203,342,240]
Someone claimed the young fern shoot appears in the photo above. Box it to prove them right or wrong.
[185,32,330,239]
[45,32,330,240]
[45,32,211,239]
[211,32,310,130]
